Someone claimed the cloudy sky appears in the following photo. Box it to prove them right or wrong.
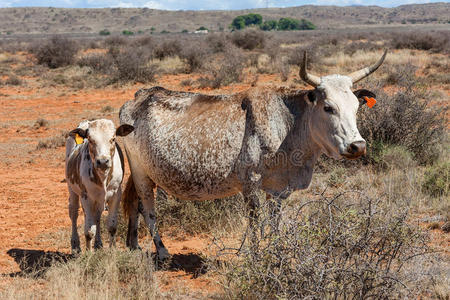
[0,0,447,10]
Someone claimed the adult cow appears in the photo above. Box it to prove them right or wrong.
[120,51,387,259]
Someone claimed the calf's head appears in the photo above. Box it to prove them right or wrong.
[69,119,134,171]
[300,50,386,160]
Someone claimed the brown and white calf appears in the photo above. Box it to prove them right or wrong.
[65,119,134,253]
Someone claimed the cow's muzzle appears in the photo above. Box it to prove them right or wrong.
[342,141,366,159]
[96,158,111,170]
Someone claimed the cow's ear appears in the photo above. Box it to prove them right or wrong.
[353,89,376,100]
[116,124,134,137]
[69,128,88,139]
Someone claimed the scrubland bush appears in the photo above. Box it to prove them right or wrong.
[108,46,155,83]
[358,65,447,165]
[77,53,112,73]
[391,31,449,53]
[5,75,22,85]
[104,35,128,47]
[422,161,449,197]
[153,39,182,59]
[216,192,429,299]
[31,36,78,68]
[197,47,245,88]
[231,29,266,50]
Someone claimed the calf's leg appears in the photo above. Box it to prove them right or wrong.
[81,195,96,250]
[68,189,81,254]
[107,189,121,248]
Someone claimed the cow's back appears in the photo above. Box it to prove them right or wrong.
[120,87,247,200]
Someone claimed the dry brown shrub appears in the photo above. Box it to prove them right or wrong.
[30,36,78,68]
[197,47,245,88]
[214,191,430,299]
[231,29,266,50]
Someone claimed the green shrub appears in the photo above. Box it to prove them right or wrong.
[231,13,263,30]
[99,29,110,36]
[122,30,134,36]
[260,20,277,31]
[277,17,316,30]
[422,161,449,197]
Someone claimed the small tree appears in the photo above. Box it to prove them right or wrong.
[231,16,246,30]
[99,29,110,36]
[196,26,208,31]
[260,20,277,31]
[231,13,263,30]
[277,17,300,30]
[243,13,263,26]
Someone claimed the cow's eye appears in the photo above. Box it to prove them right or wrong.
[324,105,334,114]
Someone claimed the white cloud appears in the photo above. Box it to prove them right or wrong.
[116,2,135,7]
[143,0,167,9]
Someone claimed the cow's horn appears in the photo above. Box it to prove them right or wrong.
[299,51,321,87]
[348,50,387,84]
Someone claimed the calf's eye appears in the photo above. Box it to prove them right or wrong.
[324,105,334,114]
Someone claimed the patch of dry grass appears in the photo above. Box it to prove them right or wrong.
[1,249,157,300]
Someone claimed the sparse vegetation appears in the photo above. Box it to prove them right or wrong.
[0,16,448,300]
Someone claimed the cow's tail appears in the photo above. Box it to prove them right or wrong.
[122,175,137,219]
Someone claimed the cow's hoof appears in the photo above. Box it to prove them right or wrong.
[157,247,170,261]
[71,247,81,255]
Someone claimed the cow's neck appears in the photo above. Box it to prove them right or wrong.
[262,92,321,197]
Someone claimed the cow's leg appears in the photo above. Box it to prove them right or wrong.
[126,195,141,250]
[81,195,96,251]
[266,193,282,234]
[243,185,261,234]
[106,189,121,248]
[133,176,169,259]
[68,189,81,254]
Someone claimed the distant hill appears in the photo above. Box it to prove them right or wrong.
[0,3,449,35]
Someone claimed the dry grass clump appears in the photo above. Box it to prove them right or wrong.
[156,189,245,235]
[215,191,430,299]
[1,250,157,300]
[422,160,449,198]
[36,132,67,149]
[30,36,78,69]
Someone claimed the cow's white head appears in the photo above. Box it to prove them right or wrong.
[300,50,387,160]
[69,119,134,171]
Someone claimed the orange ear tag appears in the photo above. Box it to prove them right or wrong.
[75,133,84,145]
[363,96,377,108]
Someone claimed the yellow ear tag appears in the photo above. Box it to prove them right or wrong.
[75,133,84,145]
[363,96,377,108]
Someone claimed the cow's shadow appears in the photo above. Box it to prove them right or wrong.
[6,248,74,277]
[5,248,208,278]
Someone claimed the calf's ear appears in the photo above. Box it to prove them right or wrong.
[353,89,376,100]
[69,128,88,139]
[116,124,134,137]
